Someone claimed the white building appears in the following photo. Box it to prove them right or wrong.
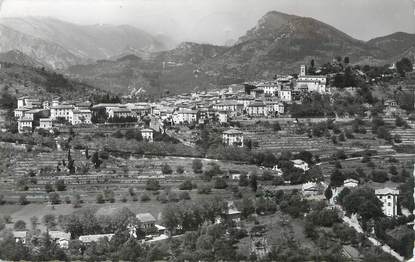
[50,105,74,122]
[14,108,29,119]
[72,109,92,125]
[79,234,114,243]
[375,188,399,217]
[49,231,71,249]
[141,128,154,142]
[136,213,156,230]
[18,118,33,133]
[172,109,199,125]
[39,118,53,130]
[222,129,244,147]
[343,179,359,188]
[296,65,327,93]
[291,159,309,172]
[246,101,268,117]
[278,89,292,102]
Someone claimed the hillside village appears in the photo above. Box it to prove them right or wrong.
[1,4,415,261]
[1,54,415,261]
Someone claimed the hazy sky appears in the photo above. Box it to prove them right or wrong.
[1,0,415,45]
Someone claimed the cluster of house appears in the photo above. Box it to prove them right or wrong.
[13,65,329,134]
[12,212,166,248]
[12,205,242,248]
[14,96,94,133]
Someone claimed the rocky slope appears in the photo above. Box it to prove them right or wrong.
[0,17,169,69]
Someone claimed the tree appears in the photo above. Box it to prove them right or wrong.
[30,216,39,230]
[146,179,160,191]
[241,196,255,218]
[344,57,350,64]
[396,57,413,77]
[48,192,60,205]
[91,152,102,169]
[176,165,185,174]
[42,214,56,229]
[325,187,333,201]
[55,179,66,191]
[96,193,105,204]
[161,163,173,175]
[214,177,228,189]
[330,169,345,187]
[192,159,203,174]
[140,193,150,202]
[45,183,54,193]
[19,194,29,205]
[342,187,383,221]
[14,220,26,230]
[179,180,193,190]
[238,174,249,187]
[371,170,389,183]
[250,175,258,192]
[72,193,82,208]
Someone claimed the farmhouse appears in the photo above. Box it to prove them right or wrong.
[222,129,244,147]
[79,234,114,243]
[141,128,154,142]
[13,231,28,244]
[136,213,156,230]
[375,188,399,217]
[49,231,71,249]
[291,159,309,171]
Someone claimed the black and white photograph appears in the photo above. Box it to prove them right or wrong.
[0,0,415,261]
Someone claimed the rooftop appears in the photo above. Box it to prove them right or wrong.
[136,213,156,223]
[79,234,114,243]
[223,129,243,135]
[375,188,399,195]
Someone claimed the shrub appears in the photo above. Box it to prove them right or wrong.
[192,159,203,173]
[140,193,151,202]
[42,214,56,229]
[168,191,179,202]
[161,163,173,175]
[45,183,54,193]
[19,195,29,205]
[179,180,193,190]
[176,165,185,174]
[55,179,66,191]
[197,184,212,194]
[49,192,60,204]
[146,179,161,191]
[96,194,105,204]
[394,134,402,143]
[345,129,354,139]
[111,130,124,138]
[179,191,191,200]
[371,170,389,183]
[14,220,26,230]
[214,177,228,189]
[120,195,128,203]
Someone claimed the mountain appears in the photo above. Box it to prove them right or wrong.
[0,62,109,101]
[0,17,169,68]
[367,32,415,60]
[0,50,45,68]
[0,24,84,69]
[66,11,415,95]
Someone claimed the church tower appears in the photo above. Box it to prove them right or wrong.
[300,65,307,76]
